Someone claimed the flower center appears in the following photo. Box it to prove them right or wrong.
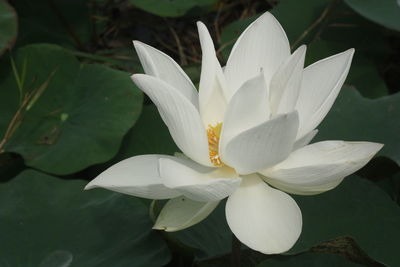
[207,122,223,167]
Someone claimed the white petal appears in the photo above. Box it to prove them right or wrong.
[133,41,198,107]
[295,49,355,139]
[159,157,241,202]
[132,74,211,166]
[260,141,383,195]
[197,22,228,127]
[292,129,318,151]
[224,12,291,97]
[84,155,180,199]
[153,196,219,232]
[220,73,270,150]
[270,45,306,115]
[221,111,299,175]
[226,174,302,254]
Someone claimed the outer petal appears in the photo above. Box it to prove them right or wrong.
[159,157,241,202]
[221,111,299,175]
[270,45,306,115]
[84,155,180,199]
[153,196,219,232]
[224,12,291,97]
[295,49,355,139]
[226,174,302,254]
[197,22,228,127]
[132,74,211,166]
[220,72,270,150]
[133,41,198,107]
[292,129,318,151]
[260,141,383,195]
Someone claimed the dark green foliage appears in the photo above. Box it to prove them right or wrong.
[0,0,399,266]
[0,44,143,175]
[0,170,171,266]
[129,0,218,17]
[345,0,400,31]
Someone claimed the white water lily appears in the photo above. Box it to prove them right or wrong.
[85,12,383,254]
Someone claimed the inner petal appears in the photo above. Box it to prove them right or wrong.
[207,122,223,166]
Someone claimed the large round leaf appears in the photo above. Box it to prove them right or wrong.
[289,176,400,266]
[316,87,400,166]
[0,44,143,175]
[129,0,217,17]
[256,253,361,267]
[0,0,17,55]
[0,169,171,266]
[344,0,400,31]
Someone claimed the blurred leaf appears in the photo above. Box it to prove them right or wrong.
[316,87,400,166]
[376,171,400,205]
[271,0,332,46]
[319,3,390,58]
[306,40,389,98]
[14,0,92,48]
[289,176,400,266]
[256,253,362,267]
[0,44,143,175]
[346,58,389,98]
[0,0,17,55]
[344,0,400,31]
[0,169,171,266]
[129,0,218,17]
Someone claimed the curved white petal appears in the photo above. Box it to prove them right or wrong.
[221,111,299,175]
[159,157,241,202]
[295,49,355,139]
[84,155,180,199]
[133,41,198,107]
[224,12,291,97]
[270,45,306,115]
[197,22,228,127]
[153,196,219,232]
[226,174,302,254]
[260,141,383,195]
[292,129,318,151]
[132,74,211,166]
[220,72,270,150]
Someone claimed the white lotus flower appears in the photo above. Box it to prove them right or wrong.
[85,12,383,254]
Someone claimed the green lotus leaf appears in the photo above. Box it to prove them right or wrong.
[0,44,143,175]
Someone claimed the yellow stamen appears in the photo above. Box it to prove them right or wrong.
[207,122,223,166]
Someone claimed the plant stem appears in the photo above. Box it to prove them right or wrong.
[231,234,241,267]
